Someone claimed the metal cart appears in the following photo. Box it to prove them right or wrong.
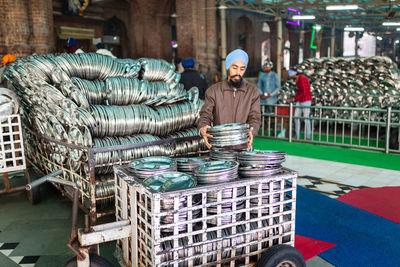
[24,125,206,224]
[27,163,305,267]
[0,114,27,195]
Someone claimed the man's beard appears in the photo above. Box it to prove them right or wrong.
[228,75,243,88]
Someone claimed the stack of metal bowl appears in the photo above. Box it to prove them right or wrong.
[176,158,207,174]
[237,151,286,215]
[208,123,249,147]
[279,56,400,122]
[194,160,239,184]
[128,156,177,179]
[193,160,244,224]
[237,151,285,178]
[210,148,239,161]
[143,171,200,234]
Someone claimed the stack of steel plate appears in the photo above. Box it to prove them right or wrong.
[237,151,285,178]
[175,158,207,174]
[193,160,244,224]
[279,56,400,122]
[128,156,177,179]
[208,123,249,147]
[143,171,199,233]
[210,148,238,161]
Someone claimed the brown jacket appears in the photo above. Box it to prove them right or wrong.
[197,79,261,136]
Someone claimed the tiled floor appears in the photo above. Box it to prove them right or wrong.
[283,155,400,267]
[1,155,399,267]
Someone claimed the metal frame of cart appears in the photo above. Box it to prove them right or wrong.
[24,126,205,224]
[27,166,302,267]
[0,114,27,195]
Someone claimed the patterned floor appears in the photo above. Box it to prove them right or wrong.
[298,176,368,199]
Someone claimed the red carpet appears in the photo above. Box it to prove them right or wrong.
[295,235,336,261]
[337,186,400,224]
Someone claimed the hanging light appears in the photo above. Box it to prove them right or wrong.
[344,27,364,32]
[292,15,315,20]
[382,22,400,26]
[326,5,358,10]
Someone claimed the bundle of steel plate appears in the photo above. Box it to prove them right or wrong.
[193,160,244,224]
[210,148,239,161]
[208,123,249,147]
[144,171,199,233]
[237,151,285,178]
[1,53,205,210]
[175,157,207,174]
[279,56,400,122]
[128,157,177,180]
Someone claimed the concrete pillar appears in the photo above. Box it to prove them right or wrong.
[220,4,227,79]
[330,24,335,57]
[0,0,31,57]
[276,17,282,80]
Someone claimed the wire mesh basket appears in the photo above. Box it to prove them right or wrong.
[0,114,25,173]
[114,165,297,267]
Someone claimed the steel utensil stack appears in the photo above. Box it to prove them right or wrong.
[237,150,286,214]
[208,123,250,147]
[194,160,244,224]
[279,56,400,122]
[3,53,204,211]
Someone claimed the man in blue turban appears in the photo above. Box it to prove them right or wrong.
[197,49,261,150]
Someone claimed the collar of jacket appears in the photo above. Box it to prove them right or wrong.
[222,79,248,92]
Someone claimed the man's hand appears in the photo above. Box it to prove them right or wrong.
[246,127,254,151]
[200,125,213,149]
[261,93,270,99]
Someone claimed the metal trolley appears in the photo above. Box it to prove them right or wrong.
[24,125,205,224]
[112,165,301,266]
[0,114,27,195]
[26,162,304,266]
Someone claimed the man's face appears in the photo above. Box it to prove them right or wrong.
[264,66,271,73]
[228,61,246,82]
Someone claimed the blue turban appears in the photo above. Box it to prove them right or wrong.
[225,49,248,71]
[288,69,298,77]
[96,43,106,49]
[182,58,195,68]
[67,37,77,46]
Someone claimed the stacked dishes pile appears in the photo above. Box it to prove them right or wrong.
[93,135,171,175]
[3,53,205,210]
[95,181,115,209]
[208,123,249,147]
[176,158,207,174]
[237,151,285,178]
[128,157,177,180]
[193,161,244,224]
[167,128,207,155]
[237,151,286,215]
[279,56,400,122]
[143,171,199,234]
[210,148,238,161]
[0,87,20,118]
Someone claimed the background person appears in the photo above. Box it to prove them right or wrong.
[180,58,208,100]
[197,49,261,150]
[257,60,280,113]
[289,69,313,140]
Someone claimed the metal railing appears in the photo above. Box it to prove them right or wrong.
[261,104,400,154]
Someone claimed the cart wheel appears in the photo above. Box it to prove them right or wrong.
[25,169,41,205]
[257,244,306,267]
[64,254,113,267]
